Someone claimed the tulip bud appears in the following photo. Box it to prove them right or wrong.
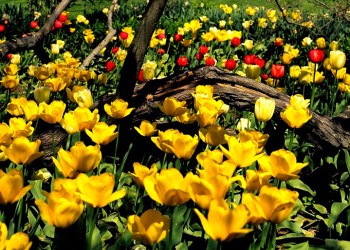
[329,41,339,51]
[255,97,275,122]
[316,37,326,49]
[329,50,346,70]
[34,86,51,103]
[245,64,261,79]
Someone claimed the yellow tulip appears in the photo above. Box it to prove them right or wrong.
[72,107,99,130]
[289,65,301,79]
[1,75,19,89]
[34,86,51,103]
[6,97,27,116]
[280,105,312,128]
[104,98,134,119]
[0,169,32,205]
[157,97,187,117]
[0,123,13,146]
[151,129,179,154]
[219,135,264,168]
[44,77,67,92]
[73,87,93,108]
[195,101,220,127]
[129,162,158,187]
[194,199,253,241]
[35,185,84,228]
[144,168,191,206]
[8,117,34,138]
[134,120,157,137]
[254,97,275,122]
[258,149,308,180]
[245,169,272,192]
[74,69,91,82]
[245,64,261,79]
[52,141,102,178]
[169,133,199,160]
[116,49,127,61]
[33,65,54,80]
[280,53,294,65]
[0,222,32,250]
[4,64,18,75]
[175,108,197,124]
[329,40,339,51]
[127,209,170,245]
[85,122,118,145]
[0,137,43,165]
[246,6,257,16]
[21,100,40,121]
[242,39,254,51]
[193,85,214,99]
[39,100,66,124]
[329,50,346,70]
[316,37,326,49]
[290,94,310,109]
[242,185,299,224]
[10,54,21,65]
[76,173,126,208]
[240,129,269,152]
[198,124,227,146]
[59,112,80,134]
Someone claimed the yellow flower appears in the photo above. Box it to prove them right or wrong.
[76,14,87,23]
[0,222,32,250]
[175,108,196,124]
[240,130,269,152]
[44,77,68,92]
[59,112,80,134]
[290,94,310,109]
[199,124,227,146]
[0,169,32,205]
[201,32,215,42]
[10,54,21,64]
[127,209,170,245]
[71,87,93,108]
[72,107,99,130]
[35,185,84,228]
[142,60,157,81]
[6,97,27,116]
[301,37,313,47]
[258,18,268,28]
[172,132,199,160]
[129,162,158,187]
[195,101,220,127]
[134,120,157,137]
[151,129,179,154]
[254,97,275,122]
[74,69,91,82]
[39,100,66,124]
[194,199,253,241]
[157,97,187,117]
[289,65,301,79]
[219,135,264,168]
[85,122,118,145]
[0,123,13,146]
[104,99,134,119]
[242,185,299,224]
[34,86,51,104]
[9,117,34,138]
[76,173,126,208]
[4,64,18,75]
[280,105,312,128]
[281,53,294,65]
[0,137,43,165]
[329,40,339,51]
[245,64,261,79]
[52,141,102,178]
[243,39,254,50]
[51,44,60,54]
[116,49,127,61]
[258,149,308,180]
[144,168,191,206]
[316,37,326,49]
[329,50,346,70]
[184,19,202,33]
[246,6,257,16]
[332,67,347,80]
[21,100,40,121]
[245,169,271,192]
[1,75,19,89]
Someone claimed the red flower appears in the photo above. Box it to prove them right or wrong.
[225,59,237,70]
[119,31,128,40]
[195,52,204,61]
[199,45,209,55]
[7,54,12,59]
[271,64,285,79]
[244,54,256,65]
[0,24,5,32]
[30,21,39,29]
[111,47,119,54]
[206,57,216,66]
[231,37,241,47]
[261,73,269,80]
[177,56,188,67]
[174,33,183,42]
[254,57,265,69]
[138,69,144,82]
[308,49,325,64]
[54,20,63,29]
[274,38,283,47]
[106,61,116,72]
[58,13,68,23]
[157,48,165,55]
[157,33,166,40]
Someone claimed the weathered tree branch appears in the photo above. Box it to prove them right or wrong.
[0,0,73,58]
[79,0,118,69]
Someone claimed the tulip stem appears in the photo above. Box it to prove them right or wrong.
[310,63,317,109]
[112,126,120,175]
[288,129,295,151]
[87,207,99,250]
[167,207,174,250]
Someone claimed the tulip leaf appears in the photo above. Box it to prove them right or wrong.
[325,239,350,250]
[327,202,350,228]
[313,204,328,215]
[170,204,190,247]
[287,179,316,196]
[286,241,309,250]
[91,226,102,250]
[29,180,47,200]
[341,149,350,174]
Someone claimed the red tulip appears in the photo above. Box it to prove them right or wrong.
[106,61,116,72]
[119,31,128,40]
[231,37,241,47]
[138,69,144,82]
[30,21,39,29]
[271,64,285,79]
[157,48,165,55]
[261,73,269,80]
[206,57,216,66]
[157,33,166,40]
[7,54,12,59]
[174,33,183,42]
[244,54,256,65]
[308,49,325,63]
[225,59,237,70]
[58,13,68,22]
[195,52,204,61]
[0,24,5,32]
[199,45,209,55]
[54,20,63,29]
[111,47,119,54]
[177,56,188,67]
[254,57,265,69]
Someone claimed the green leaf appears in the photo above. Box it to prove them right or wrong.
[171,204,189,247]
[313,204,328,215]
[325,239,350,250]
[29,180,47,200]
[287,179,316,196]
[287,241,309,250]
[327,202,350,228]
[342,149,350,174]
[91,226,102,250]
